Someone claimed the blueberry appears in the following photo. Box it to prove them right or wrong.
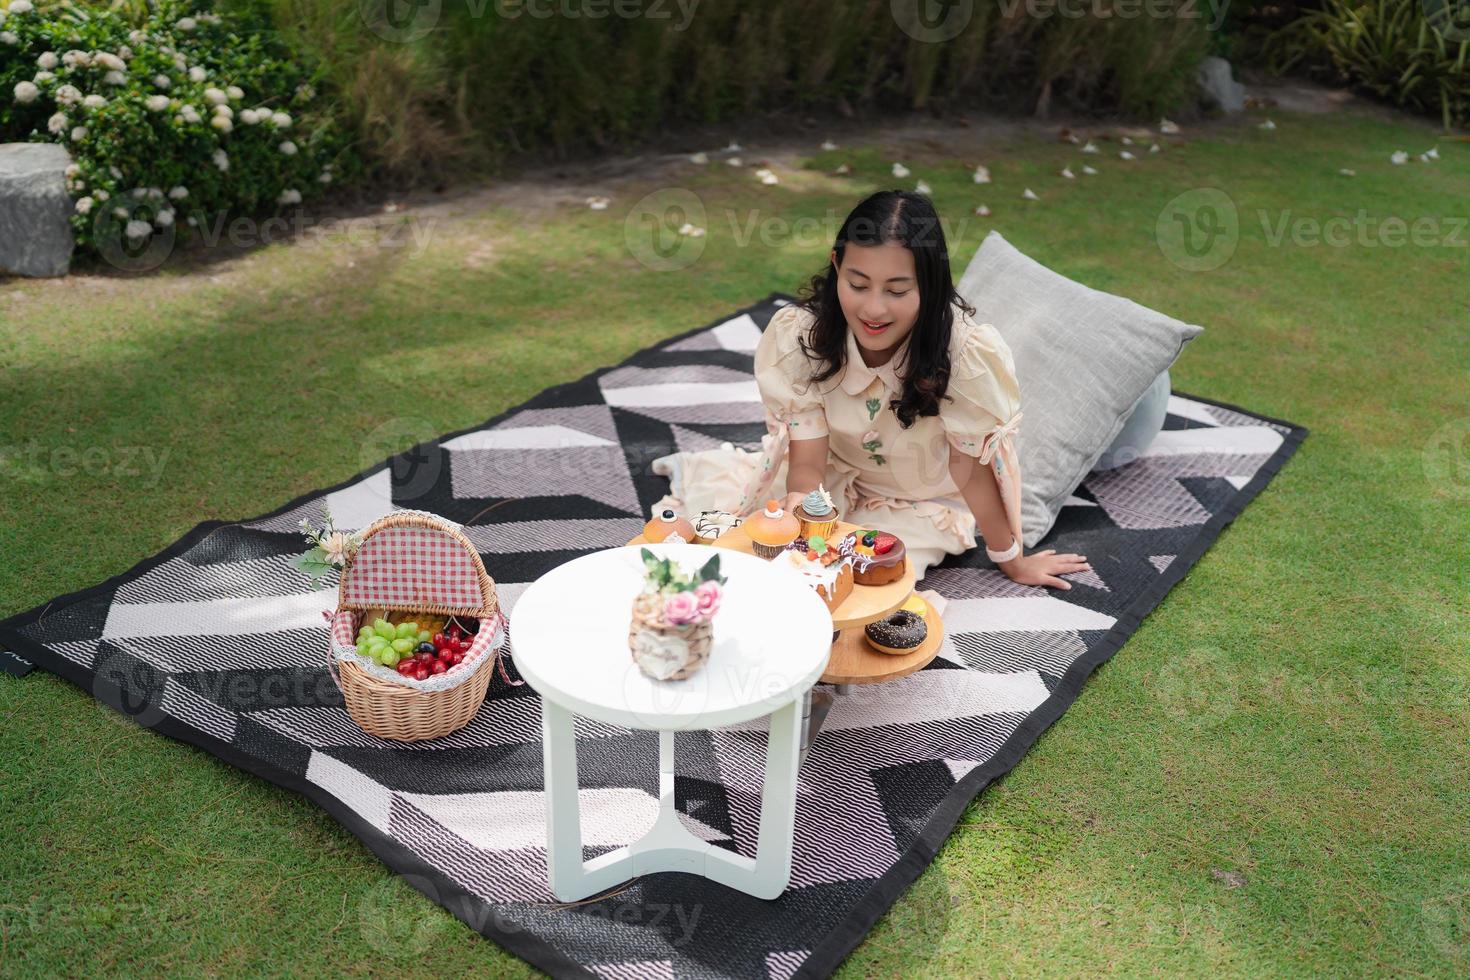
[415,642,435,654]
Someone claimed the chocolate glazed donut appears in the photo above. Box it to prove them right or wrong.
[863,609,927,655]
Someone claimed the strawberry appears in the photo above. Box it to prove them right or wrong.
[874,533,898,555]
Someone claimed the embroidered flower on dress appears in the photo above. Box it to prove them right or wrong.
[865,397,881,420]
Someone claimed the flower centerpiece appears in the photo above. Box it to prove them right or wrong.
[292,509,362,587]
[628,547,728,681]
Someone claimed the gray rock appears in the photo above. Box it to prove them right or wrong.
[0,142,76,278]
[1197,55,1246,113]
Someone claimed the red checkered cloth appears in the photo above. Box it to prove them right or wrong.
[341,525,486,613]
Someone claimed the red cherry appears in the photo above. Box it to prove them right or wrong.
[874,533,898,555]
[432,633,446,647]
[431,660,448,675]
[397,661,414,675]
[451,652,464,665]
[418,652,436,665]
[414,667,429,681]
[457,638,470,651]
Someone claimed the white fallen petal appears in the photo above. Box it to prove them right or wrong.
[834,163,851,175]
[1418,153,1430,163]
[1159,117,1180,134]
[820,139,838,151]
[1391,150,1409,165]
[1082,164,1098,175]
[1149,142,1161,154]
[892,162,910,178]
[914,179,931,194]
[1060,167,1075,179]
[587,196,611,210]
[761,172,778,185]
[972,165,991,184]
[1426,146,1440,160]
[1338,168,1356,176]
[688,151,708,165]
[1021,187,1039,201]
[1258,118,1276,130]
[1082,140,1099,154]
[677,222,706,237]
[974,204,991,216]
[726,156,743,167]
[724,140,742,152]
[1120,136,1134,145]
[1066,133,1080,144]
[1119,150,1136,161]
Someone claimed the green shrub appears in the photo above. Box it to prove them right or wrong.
[241,0,1211,179]
[1266,0,1470,129]
[0,0,357,258]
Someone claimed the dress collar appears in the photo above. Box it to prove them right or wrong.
[840,327,909,396]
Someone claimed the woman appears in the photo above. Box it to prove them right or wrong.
[653,190,1089,588]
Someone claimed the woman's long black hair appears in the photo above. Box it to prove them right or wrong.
[794,189,974,429]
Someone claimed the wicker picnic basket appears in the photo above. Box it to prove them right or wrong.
[326,510,504,742]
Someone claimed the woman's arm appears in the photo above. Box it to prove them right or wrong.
[780,435,829,515]
[948,444,1090,590]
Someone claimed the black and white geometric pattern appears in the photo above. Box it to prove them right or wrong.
[0,295,1306,979]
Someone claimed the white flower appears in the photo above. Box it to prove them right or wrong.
[61,50,89,69]
[94,188,108,201]
[226,85,243,101]
[95,52,125,72]
[155,209,174,227]
[104,70,126,85]
[0,32,16,46]
[277,188,302,205]
[145,95,169,111]
[55,84,81,105]
[213,103,233,119]
[69,126,87,141]
[65,163,80,178]
[176,16,198,31]
[318,170,332,185]
[75,196,94,215]
[204,86,227,105]
[180,105,201,124]
[13,81,38,104]
[278,140,298,156]
[33,71,53,83]
[82,94,106,109]
[972,165,990,184]
[295,83,315,101]
[47,112,68,134]
[128,29,146,44]
[271,111,291,129]
[210,115,233,133]
[109,166,121,178]
[212,148,229,171]
[118,45,133,60]
[112,206,129,219]
[891,162,910,178]
[239,108,259,124]
[37,51,58,70]
[319,531,352,564]
[125,219,152,240]
[147,188,163,201]
[153,74,171,89]
[186,215,197,227]
[188,65,206,82]
[169,186,188,200]
[9,1,33,14]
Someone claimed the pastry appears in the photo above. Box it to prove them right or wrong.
[744,499,801,559]
[777,533,853,613]
[693,509,743,545]
[643,507,695,544]
[900,594,928,617]
[848,529,907,586]
[864,608,928,655]
[793,485,840,540]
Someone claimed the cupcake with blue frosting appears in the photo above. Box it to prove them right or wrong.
[793,484,840,541]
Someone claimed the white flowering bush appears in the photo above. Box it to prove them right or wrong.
[0,1,355,256]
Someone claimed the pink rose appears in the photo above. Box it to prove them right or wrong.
[694,580,722,618]
[663,590,699,625]
[862,429,880,444]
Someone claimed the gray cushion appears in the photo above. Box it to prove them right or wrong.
[956,232,1204,547]
[1094,369,1171,471]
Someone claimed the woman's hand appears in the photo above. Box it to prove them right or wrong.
[781,490,807,516]
[999,549,1090,590]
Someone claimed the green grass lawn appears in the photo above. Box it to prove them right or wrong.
[2,105,1467,976]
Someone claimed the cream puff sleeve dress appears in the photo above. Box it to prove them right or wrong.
[650,302,1024,581]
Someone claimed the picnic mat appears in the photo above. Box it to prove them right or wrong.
[0,294,1306,979]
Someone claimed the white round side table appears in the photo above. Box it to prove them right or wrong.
[511,543,832,901]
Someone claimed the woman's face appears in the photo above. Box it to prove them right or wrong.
[830,242,920,362]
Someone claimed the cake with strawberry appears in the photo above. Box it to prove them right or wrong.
[775,533,853,613]
[848,529,907,586]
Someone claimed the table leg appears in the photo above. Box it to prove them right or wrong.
[541,699,587,899]
[800,686,835,762]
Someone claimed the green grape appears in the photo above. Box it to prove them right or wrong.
[356,641,372,657]
[416,630,431,644]
[382,651,400,667]
[391,637,414,654]
[374,621,396,641]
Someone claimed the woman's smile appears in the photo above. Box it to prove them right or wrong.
[859,318,892,335]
